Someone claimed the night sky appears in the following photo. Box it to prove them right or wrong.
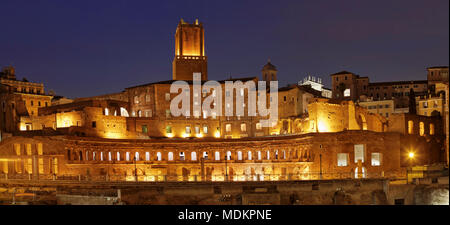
[0,0,448,99]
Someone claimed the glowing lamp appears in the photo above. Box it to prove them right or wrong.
[318,121,328,132]
[408,152,415,159]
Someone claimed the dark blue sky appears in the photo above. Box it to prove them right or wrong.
[0,0,448,99]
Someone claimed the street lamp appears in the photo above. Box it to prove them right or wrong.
[224,155,228,182]
[319,154,322,180]
[134,156,138,182]
[406,151,415,184]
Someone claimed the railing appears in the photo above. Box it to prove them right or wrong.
[0,171,407,183]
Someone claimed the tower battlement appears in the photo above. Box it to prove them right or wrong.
[172,19,207,81]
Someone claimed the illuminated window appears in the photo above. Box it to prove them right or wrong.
[266,151,270,160]
[203,152,208,160]
[215,151,220,161]
[226,124,231,132]
[354,144,365,163]
[203,125,208,134]
[168,152,173,161]
[257,151,262,160]
[226,151,232,160]
[120,107,129,117]
[371,153,381,166]
[256,123,262,130]
[241,123,247,132]
[179,152,185,161]
[166,126,172,134]
[142,125,148,133]
[186,126,191,134]
[430,123,435,135]
[157,152,162,161]
[344,89,350,97]
[248,151,252,160]
[116,152,120,161]
[191,152,197,161]
[134,96,139,104]
[237,151,242,160]
[355,167,366,178]
[337,153,348,166]
[145,152,150,161]
[104,108,109,116]
[419,122,425,136]
[408,120,414,134]
[145,110,152,117]
[108,152,112,161]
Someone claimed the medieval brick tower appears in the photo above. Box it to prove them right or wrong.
[262,59,278,85]
[172,19,207,81]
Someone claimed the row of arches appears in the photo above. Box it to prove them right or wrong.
[66,148,314,163]
[407,120,435,136]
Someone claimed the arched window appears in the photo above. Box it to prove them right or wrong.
[108,152,112,161]
[179,152,185,160]
[257,151,262,160]
[226,151,232,160]
[120,107,129,117]
[104,108,109,116]
[237,151,242,160]
[408,120,414,134]
[138,110,142,117]
[283,150,286,159]
[266,151,270,160]
[117,152,120,161]
[157,152,162,161]
[248,151,252,160]
[168,152,173,161]
[145,152,150,161]
[135,152,140,161]
[126,152,130,161]
[215,151,220,161]
[430,123,435,135]
[93,151,97,161]
[191,152,197,161]
[419,122,425,136]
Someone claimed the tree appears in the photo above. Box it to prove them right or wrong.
[408,88,416,114]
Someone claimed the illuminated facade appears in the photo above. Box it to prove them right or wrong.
[0,66,53,132]
[0,19,447,183]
